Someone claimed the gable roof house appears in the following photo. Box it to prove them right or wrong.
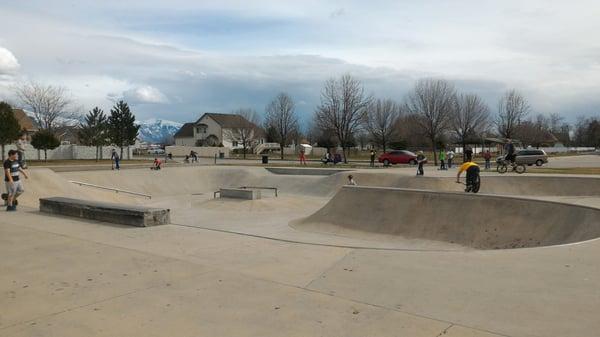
[173,123,195,146]
[174,113,265,149]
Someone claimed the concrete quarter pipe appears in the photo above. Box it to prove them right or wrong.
[294,186,600,249]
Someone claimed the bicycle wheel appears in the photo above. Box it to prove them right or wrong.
[497,164,507,174]
[471,176,481,193]
[515,164,526,174]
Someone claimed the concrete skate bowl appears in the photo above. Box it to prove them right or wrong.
[293,186,600,249]
[351,173,600,197]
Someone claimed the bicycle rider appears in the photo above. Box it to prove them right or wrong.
[504,139,516,166]
[456,160,480,192]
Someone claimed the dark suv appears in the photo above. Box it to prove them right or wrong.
[378,150,417,166]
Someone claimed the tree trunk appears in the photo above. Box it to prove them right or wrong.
[95,146,99,162]
[431,138,438,166]
[1,144,4,160]
[280,144,284,160]
[44,149,48,162]
[342,146,348,164]
[243,144,247,159]
[120,146,124,160]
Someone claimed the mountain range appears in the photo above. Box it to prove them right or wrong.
[135,119,183,144]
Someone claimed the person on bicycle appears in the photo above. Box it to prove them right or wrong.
[504,139,516,164]
[456,160,480,192]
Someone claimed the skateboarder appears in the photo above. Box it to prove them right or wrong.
[416,151,426,176]
[439,148,446,170]
[370,149,376,167]
[111,149,120,170]
[4,150,28,211]
[447,150,455,169]
[299,149,307,165]
[347,174,357,186]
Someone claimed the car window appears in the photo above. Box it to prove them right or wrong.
[390,151,400,155]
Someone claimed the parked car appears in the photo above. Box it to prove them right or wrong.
[378,150,417,166]
[147,148,165,155]
[496,149,548,166]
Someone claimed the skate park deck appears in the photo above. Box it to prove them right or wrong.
[3,165,600,336]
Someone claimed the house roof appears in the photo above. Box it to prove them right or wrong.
[174,123,195,138]
[197,113,256,129]
[12,109,38,132]
[196,113,264,137]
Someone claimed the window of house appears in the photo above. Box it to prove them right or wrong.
[232,141,238,147]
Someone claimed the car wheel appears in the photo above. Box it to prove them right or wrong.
[383,159,390,166]
[408,159,417,165]
[535,159,543,166]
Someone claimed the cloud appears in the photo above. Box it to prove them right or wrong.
[0,46,20,75]
[122,86,169,104]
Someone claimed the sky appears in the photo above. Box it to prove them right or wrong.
[0,0,599,125]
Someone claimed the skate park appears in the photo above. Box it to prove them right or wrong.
[3,162,600,337]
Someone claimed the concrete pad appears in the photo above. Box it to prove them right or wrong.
[306,247,600,337]
[0,222,206,329]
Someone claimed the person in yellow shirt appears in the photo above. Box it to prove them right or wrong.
[456,161,480,192]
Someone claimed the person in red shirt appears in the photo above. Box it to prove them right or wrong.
[152,158,162,170]
[483,150,492,170]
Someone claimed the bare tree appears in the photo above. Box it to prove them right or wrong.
[496,89,530,139]
[315,74,372,163]
[14,81,75,131]
[364,98,400,152]
[452,93,490,154]
[265,92,299,159]
[223,108,261,159]
[404,79,456,166]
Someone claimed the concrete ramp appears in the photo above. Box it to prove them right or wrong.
[294,186,600,249]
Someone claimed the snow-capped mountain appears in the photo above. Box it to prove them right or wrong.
[135,119,183,143]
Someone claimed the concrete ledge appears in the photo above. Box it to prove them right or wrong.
[39,197,170,227]
[220,188,261,200]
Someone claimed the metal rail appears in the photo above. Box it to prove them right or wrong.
[68,181,152,199]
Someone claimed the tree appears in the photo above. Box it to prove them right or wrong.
[108,100,139,159]
[364,98,400,152]
[451,93,490,155]
[265,93,299,159]
[14,81,74,131]
[31,130,60,161]
[496,89,530,139]
[223,108,261,159]
[404,79,456,166]
[315,74,372,163]
[78,107,108,161]
[0,102,22,160]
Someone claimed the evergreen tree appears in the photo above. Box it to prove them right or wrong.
[31,130,60,162]
[78,107,108,161]
[108,100,139,158]
[0,102,22,160]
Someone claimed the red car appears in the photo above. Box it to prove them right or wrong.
[378,150,418,166]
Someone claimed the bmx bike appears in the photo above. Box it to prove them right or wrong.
[497,159,526,174]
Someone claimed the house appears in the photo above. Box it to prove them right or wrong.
[12,108,39,136]
[174,113,265,149]
[173,123,195,146]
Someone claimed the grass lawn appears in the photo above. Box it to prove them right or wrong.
[528,167,600,175]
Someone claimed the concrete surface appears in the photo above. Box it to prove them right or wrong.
[40,197,170,227]
[2,162,600,337]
